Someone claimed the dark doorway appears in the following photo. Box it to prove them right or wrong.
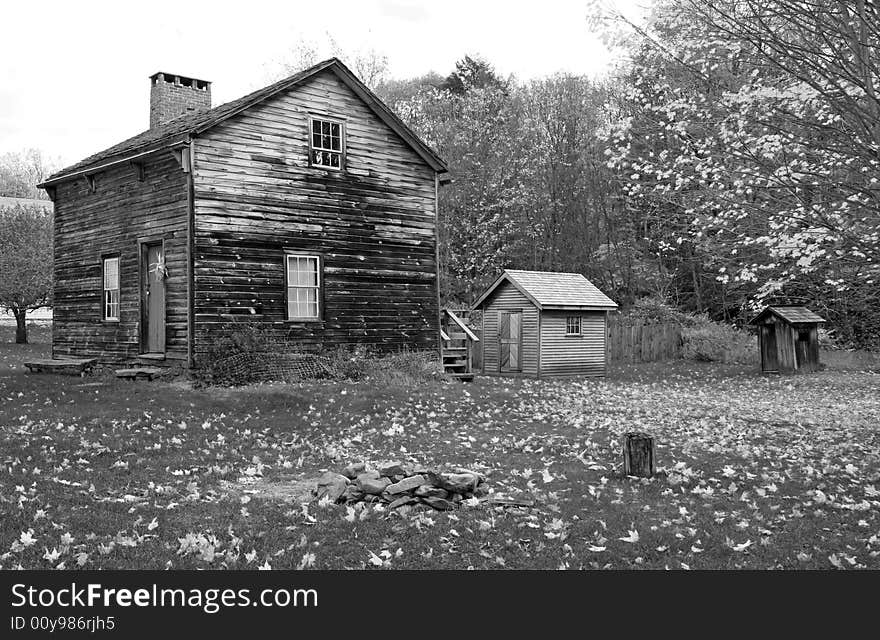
[760,324,778,373]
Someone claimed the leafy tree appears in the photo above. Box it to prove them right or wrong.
[439,55,507,94]
[599,0,880,346]
[0,204,53,343]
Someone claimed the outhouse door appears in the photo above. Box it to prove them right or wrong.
[141,242,166,354]
[760,324,778,373]
[499,310,522,372]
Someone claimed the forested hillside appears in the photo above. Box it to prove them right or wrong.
[378,0,880,349]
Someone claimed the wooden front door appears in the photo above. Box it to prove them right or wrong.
[142,243,166,353]
[499,310,522,372]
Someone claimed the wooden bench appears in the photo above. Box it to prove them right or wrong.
[23,358,97,376]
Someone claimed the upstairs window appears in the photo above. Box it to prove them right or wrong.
[103,256,120,321]
[309,117,344,169]
[565,315,582,336]
[286,254,321,320]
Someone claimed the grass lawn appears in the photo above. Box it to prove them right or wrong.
[1,323,879,570]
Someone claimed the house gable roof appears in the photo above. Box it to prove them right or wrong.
[40,58,448,187]
[472,269,618,311]
[749,306,825,325]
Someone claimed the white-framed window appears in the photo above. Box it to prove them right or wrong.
[309,117,344,169]
[565,315,582,336]
[286,254,321,320]
[103,256,120,321]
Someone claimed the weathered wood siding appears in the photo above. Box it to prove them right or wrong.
[190,70,439,361]
[540,311,606,377]
[52,154,189,362]
[480,282,539,377]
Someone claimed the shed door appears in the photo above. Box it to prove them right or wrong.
[499,310,522,372]
[760,324,778,373]
[142,243,166,354]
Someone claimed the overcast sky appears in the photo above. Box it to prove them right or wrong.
[1,0,649,166]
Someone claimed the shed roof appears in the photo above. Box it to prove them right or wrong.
[749,306,825,325]
[39,58,448,188]
[472,269,618,311]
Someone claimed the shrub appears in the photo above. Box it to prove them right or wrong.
[623,296,694,326]
[198,322,444,386]
[681,317,758,364]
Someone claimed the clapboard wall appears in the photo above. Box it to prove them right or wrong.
[190,70,439,361]
[540,311,606,377]
[51,153,189,362]
[480,281,539,377]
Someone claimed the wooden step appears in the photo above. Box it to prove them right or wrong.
[24,358,96,376]
[447,373,474,382]
[136,352,166,362]
[115,367,164,381]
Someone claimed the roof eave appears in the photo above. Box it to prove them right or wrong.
[542,304,618,311]
[471,271,544,311]
[38,137,192,188]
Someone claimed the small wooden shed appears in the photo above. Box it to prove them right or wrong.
[749,306,825,374]
[472,270,617,378]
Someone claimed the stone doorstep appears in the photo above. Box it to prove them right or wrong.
[115,367,165,380]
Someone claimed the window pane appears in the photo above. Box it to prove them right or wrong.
[104,257,119,289]
[330,153,340,167]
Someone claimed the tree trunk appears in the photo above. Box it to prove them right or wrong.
[13,308,27,344]
[623,432,655,478]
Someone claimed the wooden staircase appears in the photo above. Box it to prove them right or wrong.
[441,309,479,381]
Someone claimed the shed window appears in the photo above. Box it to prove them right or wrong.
[102,256,120,321]
[309,118,343,169]
[286,254,320,320]
[565,315,582,335]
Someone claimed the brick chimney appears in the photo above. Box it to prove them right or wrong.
[149,72,211,128]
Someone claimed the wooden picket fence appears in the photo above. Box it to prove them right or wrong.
[607,317,682,363]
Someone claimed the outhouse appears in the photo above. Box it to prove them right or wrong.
[471,270,617,377]
[749,306,825,374]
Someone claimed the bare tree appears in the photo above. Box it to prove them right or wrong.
[0,149,60,199]
[267,34,389,89]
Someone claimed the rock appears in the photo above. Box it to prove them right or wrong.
[315,472,349,502]
[451,493,463,503]
[421,496,456,511]
[387,495,417,510]
[414,485,449,499]
[454,468,487,482]
[473,484,490,497]
[386,474,428,495]
[429,472,479,494]
[342,462,367,479]
[395,504,415,517]
[342,484,365,502]
[357,475,391,495]
[379,462,407,477]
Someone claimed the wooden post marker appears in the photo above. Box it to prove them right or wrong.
[623,432,655,478]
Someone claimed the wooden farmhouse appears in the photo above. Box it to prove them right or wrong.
[472,270,617,377]
[749,306,825,374]
[38,59,449,368]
